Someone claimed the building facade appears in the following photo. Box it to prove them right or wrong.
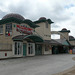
[0,13,53,59]
[34,17,53,54]
[51,28,71,54]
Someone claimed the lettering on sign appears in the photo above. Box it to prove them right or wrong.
[16,25,33,34]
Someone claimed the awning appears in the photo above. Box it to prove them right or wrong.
[44,40,62,45]
[12,35,44,42]
[44,39,70,46]
[55,39,71,46]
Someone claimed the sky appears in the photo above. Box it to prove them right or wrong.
[0,0,75,39]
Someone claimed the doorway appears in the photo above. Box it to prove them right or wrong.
[23,43,27,56]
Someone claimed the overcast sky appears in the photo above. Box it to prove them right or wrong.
[0,0,75,39]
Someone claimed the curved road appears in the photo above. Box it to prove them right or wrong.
[0,54,75,75]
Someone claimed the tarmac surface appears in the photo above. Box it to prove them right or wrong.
[0,54,75,75]
[53,56,75,75]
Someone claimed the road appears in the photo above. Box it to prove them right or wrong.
[0,54,75,75]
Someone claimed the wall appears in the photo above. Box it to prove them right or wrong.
[0,23,14,58]
[60,32,69,40]
[35,21,52,55]
[0,51,12,59]
[69,41,75,46]
[0,24,12,49]
[35,22,51,40]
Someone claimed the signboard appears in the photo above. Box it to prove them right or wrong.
[16,25,33,34]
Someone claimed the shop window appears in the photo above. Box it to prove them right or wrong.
[45,22,48,28]
[14,42,22,55]
[28,43,34,55]
[45,45,49,51]
[5,23,12,36]
[35,44,42,55]
[15,42,17,55]
[0,25,3,34]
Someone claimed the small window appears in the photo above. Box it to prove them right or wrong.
[5,23,12,36]
[45,22,48,28]
[0,25,3,34]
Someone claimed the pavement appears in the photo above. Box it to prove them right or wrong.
[52,66,75,75]
[0,54,75,75]
[53,56,75,75]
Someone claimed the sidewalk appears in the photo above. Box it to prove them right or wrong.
[52,57,75,75]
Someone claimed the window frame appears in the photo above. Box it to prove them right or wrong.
[14,42,23,55]
[45,44,49,51]
[0,25,3,34]
[5,23,12,36]
[45,22,48,28]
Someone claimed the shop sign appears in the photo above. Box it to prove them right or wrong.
[16,25,33,34]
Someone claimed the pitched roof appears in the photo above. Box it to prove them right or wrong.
[34,19,54,24]
[44,39,70,46]
[44,40,62,45]
[55,39,70,46]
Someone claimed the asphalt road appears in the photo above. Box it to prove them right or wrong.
[0,54,75,75]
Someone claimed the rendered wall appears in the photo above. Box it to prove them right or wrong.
[60,32,69,40]
[0,51,12,59]
[35,22,51,40]
[69,41,75,46]
[35,21,52,55]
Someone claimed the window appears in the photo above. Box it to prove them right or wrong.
[28,43,34,55]
[45,22,48,28]
[14,42,22,55]
[15,42,17,55]
[0,25,3,34]
[45,45,49,51]
[5,23,12,36]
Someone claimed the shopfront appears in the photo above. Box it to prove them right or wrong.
[52,39,70,54]
[12,34,44,57]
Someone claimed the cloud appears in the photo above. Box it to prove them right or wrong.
[0,0,75,38]
[0,10,7,19]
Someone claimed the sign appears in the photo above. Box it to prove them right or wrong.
[16,25,33,34]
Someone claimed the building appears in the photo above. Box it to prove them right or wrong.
[0,13,53,59]
[69,36,75,54]
[34,17,53,54]
[51,28,71,54]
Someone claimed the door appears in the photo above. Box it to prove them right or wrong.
[23,43,27,56]
[27,43,35,56]
[35,44,42,55]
